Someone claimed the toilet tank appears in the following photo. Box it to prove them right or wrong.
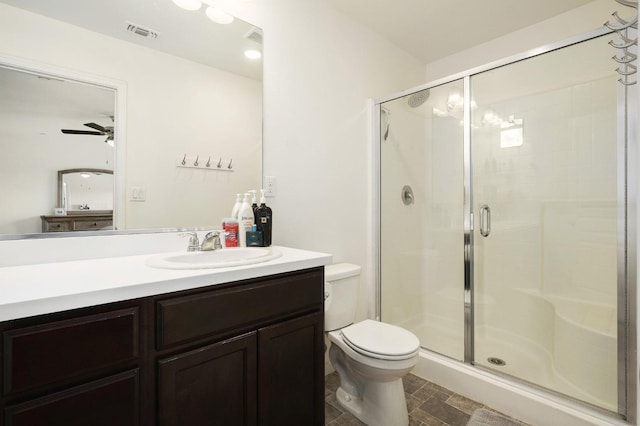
[324,263,361,331]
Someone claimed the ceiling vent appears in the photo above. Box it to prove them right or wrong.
[125,22,159,39]
[245,27,263,45]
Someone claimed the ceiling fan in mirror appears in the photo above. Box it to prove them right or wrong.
[61,120,114,144]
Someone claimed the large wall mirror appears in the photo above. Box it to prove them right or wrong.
[0,0,263,238]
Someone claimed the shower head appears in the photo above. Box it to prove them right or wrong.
[407,89,430,108]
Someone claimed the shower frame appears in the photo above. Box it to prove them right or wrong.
[372,26,637,422]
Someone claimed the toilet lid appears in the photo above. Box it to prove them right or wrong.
[340,319,420,360]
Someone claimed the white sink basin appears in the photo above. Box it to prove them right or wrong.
[146,247,281,270]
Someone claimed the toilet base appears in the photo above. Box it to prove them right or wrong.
[335,377,409,426]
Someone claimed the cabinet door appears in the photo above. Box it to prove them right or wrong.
[158,332,257,426]
[258,311,324,426]
[4,369,139,426]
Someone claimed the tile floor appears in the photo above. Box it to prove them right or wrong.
[324,372,528,426]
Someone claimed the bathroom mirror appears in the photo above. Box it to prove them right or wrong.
[0,0,263,237]
[58,169,114,214]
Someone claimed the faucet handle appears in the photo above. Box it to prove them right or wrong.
[179,232,200,252]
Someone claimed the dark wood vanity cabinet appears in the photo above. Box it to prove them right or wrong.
[0,267,324,426]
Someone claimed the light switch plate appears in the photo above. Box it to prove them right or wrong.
[130,186,146,201]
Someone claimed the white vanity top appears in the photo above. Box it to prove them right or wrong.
[0,246,332,322]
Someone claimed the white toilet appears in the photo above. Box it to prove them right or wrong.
[325,263,420,426]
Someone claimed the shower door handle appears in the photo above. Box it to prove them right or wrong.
[479,205,491,237]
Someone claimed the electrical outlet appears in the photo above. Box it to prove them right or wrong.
[264,176,277,197]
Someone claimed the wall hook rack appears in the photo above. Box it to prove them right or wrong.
[176,154,234,172]
[606,0,638,85]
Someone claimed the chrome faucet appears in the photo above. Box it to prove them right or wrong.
[180,231,224,251]
[180,232,200,252]
[200,231,223,251]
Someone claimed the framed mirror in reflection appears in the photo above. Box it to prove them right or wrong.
[0,0,263,238]
[58,169,114,215]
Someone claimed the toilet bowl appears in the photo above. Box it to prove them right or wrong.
[325,264,420,426]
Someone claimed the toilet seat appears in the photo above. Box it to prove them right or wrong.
[340,319,420,360]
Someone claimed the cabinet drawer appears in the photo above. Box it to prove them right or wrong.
[3,307,139,395]
[4,369,139,426]
[43,221,71,232]
[157,268,323,349]
[73,219,112,231]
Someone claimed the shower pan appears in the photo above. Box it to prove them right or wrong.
[376,29,636,421]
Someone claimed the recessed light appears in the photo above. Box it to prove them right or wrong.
[172,0,202,11]
[244,49,262,60]
[205,6,234,24]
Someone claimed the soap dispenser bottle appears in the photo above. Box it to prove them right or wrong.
[249,190,259,218]
[237,192,254,247]
[255,189,272,246]
[230,193,243,219]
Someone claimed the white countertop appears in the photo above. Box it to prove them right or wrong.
[0,246,332,322]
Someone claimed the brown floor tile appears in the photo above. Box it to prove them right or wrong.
[446,393,484,415]
[405,392,423,413]
[327,411,367,425]
[403,373,427,394]
[417,396,470,426]
[409,407,449,426]
[325,372,528,426]
[412,385,438,402]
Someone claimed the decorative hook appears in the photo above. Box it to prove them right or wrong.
[615,0,638,9]
[194,155,199,166]
[228,158,233,169]
[610,36,637,49]
[217,157,222,168]
[206,156,211,167]
[616,64,637,75]
[619,78,637,85]
[605,14,638,30]
[613,51,638,63]
[181,154,187,165]
[614,11,637,26]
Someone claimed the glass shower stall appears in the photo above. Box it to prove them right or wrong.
[376,29,636,418]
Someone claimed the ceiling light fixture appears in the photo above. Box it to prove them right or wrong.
[244,49,262,60]
[172,0,202,11]
[205,6,234,24]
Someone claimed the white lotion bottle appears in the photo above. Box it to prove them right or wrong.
[230,193,243,219]
[237,192,254,247]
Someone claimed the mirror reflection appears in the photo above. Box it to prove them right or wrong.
[0,0,263,237]
[59,169,114,214]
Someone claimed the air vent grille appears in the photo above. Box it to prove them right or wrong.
[245,27,263,45]
[125,22,159,39]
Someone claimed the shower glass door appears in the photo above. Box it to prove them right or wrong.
[380,80,465,361]
[471,35,618,411]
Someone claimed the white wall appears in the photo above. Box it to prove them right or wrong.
[424,0,615,82]
[258,0,426,320]
[0,3,262,231]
